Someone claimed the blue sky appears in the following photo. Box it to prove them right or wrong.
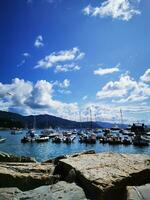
[0,0,150,123]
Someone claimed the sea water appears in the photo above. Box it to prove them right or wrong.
[0,130,149,162]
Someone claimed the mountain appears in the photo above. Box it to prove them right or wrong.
[0,111,101,129]
[0,111,129,129]
[96,121,128,129]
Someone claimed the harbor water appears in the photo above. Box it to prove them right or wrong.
[0,130,150,162]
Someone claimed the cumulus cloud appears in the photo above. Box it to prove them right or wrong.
[83,0,141,21]
[81,102,150,123]
[54,79,70,88]
[34,35,44,48]
[57,89,72,95]
[0,78,33,107]
[1,78,150,123]
[60,79,70,88]
[96,73,150,103]
[55,63,80,73]
[0,78,78,120]
[34,47,84,69]
[140,69,150,82]
[53,79,71,95]
[94,64,120,75]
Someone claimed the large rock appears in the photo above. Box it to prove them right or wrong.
[0,151,36,162]
[57,152,150,200]
[0,181,87,200]
[0,162,58,190]
[127,184,150,200]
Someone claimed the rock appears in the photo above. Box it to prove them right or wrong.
[70,150,95,158]
[0,151,36,163]
[65,168,76,183]
[0,181,87,200]
[43,150,95,163]
[58,152,150,200]
[53,155,68,165]
[80,150,95,155]
[127,184,150,200]
[0,162,59,190]
[0,188,21,200]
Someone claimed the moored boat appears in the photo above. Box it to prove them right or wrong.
[63,135,76,144]
[36,135,49,143]
[122,136,132,145]
[0,136,6,143]
[132,135,149,146]
[99,136,108,144]
[21,129,37,143]
[52,135,63,143]
[108,136,122,145]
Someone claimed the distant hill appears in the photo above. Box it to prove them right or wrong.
[0,111,101,129]
[96,121,128,129]
[0,110,129,129]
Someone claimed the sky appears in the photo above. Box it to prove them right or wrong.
[0,0,150,124]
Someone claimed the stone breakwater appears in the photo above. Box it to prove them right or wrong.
[0,151,150,200]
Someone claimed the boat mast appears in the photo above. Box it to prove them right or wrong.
[90,108,92,129]
[33,115,36,129]
[120,109,123,128]
[79,111,82,129]
[95,113,97,122]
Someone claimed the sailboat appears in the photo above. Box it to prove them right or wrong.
[21,115,37,143]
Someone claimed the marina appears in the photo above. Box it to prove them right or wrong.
[0,123,149,162]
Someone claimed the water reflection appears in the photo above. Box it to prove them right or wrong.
[0,130,149,162]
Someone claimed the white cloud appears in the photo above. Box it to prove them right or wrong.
[59,79,70,88]
[83,0,141,21]
[55,63,80,73]
[0,78,78,120]
[1,78,150,123]
[81,102,150,124]
[82,95,88,100]
[17,52,30,67]
[94,64,120,75]
[34,47,84,69]
[34,35,44,48]
[17,60,26,68]
[54,79,70,88]
[96,73,150,103]
[22,52,30,58]
[140,69,150,82]
[57,89,72,95]
[0,78,33,106]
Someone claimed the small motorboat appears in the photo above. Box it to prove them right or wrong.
[108,136,122,145]
[52,136,63,143]
[99,136,108,144]
[85,133,96,144]
[21,129,37,143]
[36,135,49,143]
[21,136,33,143]
[0,136,6,143]
[122,136,132,145]
[63,135,76,144]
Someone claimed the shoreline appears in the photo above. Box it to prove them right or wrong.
[0,150,150,200]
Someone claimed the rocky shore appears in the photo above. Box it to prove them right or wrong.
[0,151,150,200]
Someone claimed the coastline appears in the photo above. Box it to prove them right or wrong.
[0,150,150,200]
